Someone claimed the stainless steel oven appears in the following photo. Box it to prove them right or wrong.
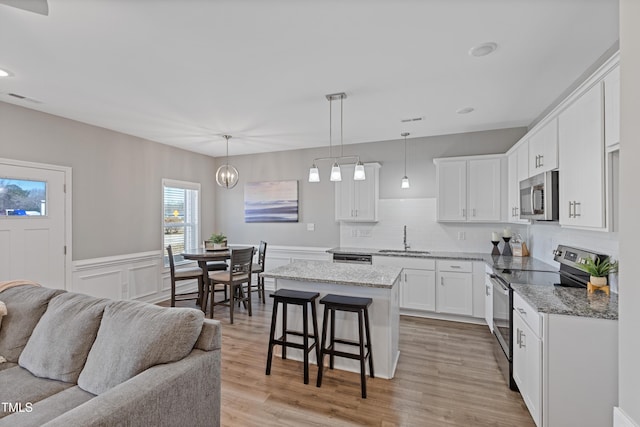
[489,273,517,390]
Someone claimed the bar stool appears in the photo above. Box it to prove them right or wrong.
[316,294,374,398]
[265,289,320,384]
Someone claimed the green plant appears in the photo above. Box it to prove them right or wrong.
[209,232,227,244]
[578,257,618,277]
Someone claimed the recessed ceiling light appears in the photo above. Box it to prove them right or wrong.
[468,42,498,57]
[0,68,11,77]
[456,107,475,114]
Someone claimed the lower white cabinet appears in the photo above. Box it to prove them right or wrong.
[373,257,480,320]
[436,271,473,316]
[484,265,493,332]
[401,268,436,311]
[512,291,618,427]
[513,300,542,426]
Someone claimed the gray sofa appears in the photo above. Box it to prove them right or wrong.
[0,284,221,427]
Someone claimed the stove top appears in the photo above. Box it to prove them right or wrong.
[497,268,587,288]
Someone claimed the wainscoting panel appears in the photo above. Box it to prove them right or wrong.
[72,245,332,302]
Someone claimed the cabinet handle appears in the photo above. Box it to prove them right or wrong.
[441,276,444,286]
[485,284,490,296]
[472,208,476,217]
[517,307,526,315]
[568,201,574,218]
[535,155,538,168]
[462,208,466,218]
[573,202,581,217]
[511,207,515,217]
[516,328,521,345]
[519,331,526,348]
[538,155,544,167]
[515,207,519,216]
[450,265,461,269]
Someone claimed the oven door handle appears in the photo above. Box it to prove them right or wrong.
[490,274,510,295]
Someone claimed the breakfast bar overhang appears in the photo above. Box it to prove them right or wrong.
[261,260,402,379]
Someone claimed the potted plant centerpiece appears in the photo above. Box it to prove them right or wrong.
[578,256,618,286]
[206,232,227,250]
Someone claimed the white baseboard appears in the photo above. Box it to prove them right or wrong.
[614,408,639,427]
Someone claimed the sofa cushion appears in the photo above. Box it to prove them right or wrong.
[77,301,204,395]
[0,365,75,419]
[0,286,64,363]
[19,293,109,383]
[0,386,94,427]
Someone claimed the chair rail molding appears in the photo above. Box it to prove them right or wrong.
[71,245,332,302]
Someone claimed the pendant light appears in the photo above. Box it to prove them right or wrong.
[308,92,365,183]
[401,132,410,189]
[215,135,239,189]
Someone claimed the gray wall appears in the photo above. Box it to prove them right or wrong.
[214,127,526,247]
[0,102,217,260]
[619,1,639,424]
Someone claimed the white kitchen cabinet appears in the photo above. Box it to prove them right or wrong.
[558,83,605,229]
[436,261,473,316]
[507,142,530,223]
[511,290,618,427]
[484,265,493,332]
[335,163,380,222]
[603,65,620,149]
[528,118,558,176]
[401,268,436,311]
[435,155,505,222]
[513,294,542,427]
[435,160,467,221]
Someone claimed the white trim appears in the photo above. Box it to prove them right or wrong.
[0,157,73,290]
[615,408,640,427]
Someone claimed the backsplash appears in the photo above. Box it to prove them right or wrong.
[340,198,527,253]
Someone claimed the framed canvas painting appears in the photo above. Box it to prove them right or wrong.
[244,180,298,223]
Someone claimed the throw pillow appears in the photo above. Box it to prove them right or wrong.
[19,292,109,383]
[0,286,64,363]
[77,300,204,395]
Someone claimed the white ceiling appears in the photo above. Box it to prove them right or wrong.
[0,0,619,158]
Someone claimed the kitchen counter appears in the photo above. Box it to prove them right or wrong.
[261,260,401,289]
[328,247,557,271]
[511,283,618,320]
[261,260,401,379]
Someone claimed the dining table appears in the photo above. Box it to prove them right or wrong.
[181,246,254,307]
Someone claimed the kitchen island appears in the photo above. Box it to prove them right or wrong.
[261,260,402,379]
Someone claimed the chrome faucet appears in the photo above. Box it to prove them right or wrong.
[403,225,410,251]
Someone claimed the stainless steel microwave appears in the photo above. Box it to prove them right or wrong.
[519,171,559,221]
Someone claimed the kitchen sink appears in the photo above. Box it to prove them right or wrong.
[378,249,430,255]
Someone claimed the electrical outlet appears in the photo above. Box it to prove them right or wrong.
[359,229,372,238]
[307,223,315,231]
[458,231,466,240]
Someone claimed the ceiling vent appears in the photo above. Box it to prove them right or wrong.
[5,92,42,103]
[400,116,424,123]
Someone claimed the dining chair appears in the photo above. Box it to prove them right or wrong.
[251,241,267,303]
[166,245,205,311]
[203,246,254,324]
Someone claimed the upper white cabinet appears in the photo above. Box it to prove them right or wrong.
[507,142,530,223]
[528,118,559,176]
[435,155,505,222]
[603,65,620,148]
[558,83,605,229]
[335,163,380,222]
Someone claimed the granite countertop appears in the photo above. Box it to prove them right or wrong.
[260,260,401,289]
[327,247,557,271]
[511,283,618,320]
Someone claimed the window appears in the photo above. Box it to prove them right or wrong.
[162,179,200,266]
[0,178,47,217]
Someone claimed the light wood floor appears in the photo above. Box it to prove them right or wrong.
[161,296,535,427]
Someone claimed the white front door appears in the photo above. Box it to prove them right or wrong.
[0,160,70,289]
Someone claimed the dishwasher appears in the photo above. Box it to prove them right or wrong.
[332,253,373,265]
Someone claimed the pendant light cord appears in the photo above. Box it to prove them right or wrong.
[404,134,407,175]
[340,95,344,158]
[329,97,333,159]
